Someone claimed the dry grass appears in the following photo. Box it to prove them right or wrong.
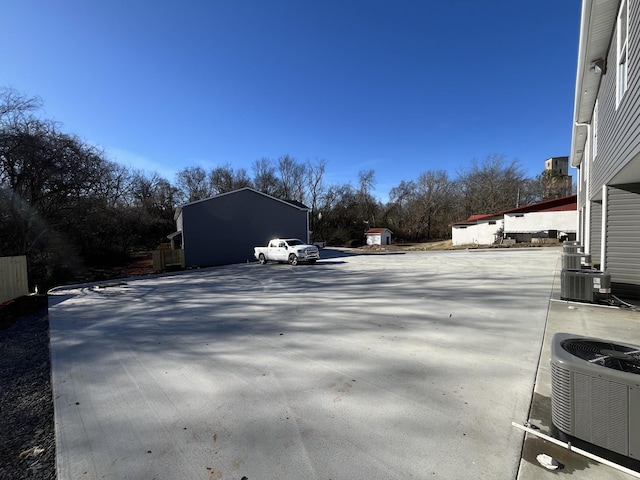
[357,239,562,253]
[395,240,456,251]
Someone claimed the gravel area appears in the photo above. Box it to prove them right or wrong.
[0,295,56,480]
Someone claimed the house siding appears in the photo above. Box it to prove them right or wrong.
[182,189,308,266]
[573,1,640,299]
[606,184,640,298]
[592,0,640,191]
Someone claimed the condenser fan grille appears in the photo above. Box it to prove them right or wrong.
[561,339,640,374]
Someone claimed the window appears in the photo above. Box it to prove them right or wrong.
[489,221,496,225]
[617,0,629,106]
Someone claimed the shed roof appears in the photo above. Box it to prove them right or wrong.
[365,228,393,235]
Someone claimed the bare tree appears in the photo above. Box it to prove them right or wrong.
[319,183,362,244]
[0,87,187,287]
[175,166,212,203]
[306,158,327,240]
[208,164,252,195]
[357,169,377,228]
[0,87,41,123]
[535,169,572,201]
[386,180,418,238]
[252,157,281,196]
[277,155,306,202]
[455,154,528,219]
[416,170,454,240]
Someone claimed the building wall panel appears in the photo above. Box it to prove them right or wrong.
[452,222,501,246]
[0,255,29,304]
[606,184,640,298]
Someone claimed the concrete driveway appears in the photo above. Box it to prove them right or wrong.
[49,248,560,480]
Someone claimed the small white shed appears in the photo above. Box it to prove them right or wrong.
[365,228,393,246]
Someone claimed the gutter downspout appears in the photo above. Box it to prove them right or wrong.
[575,122,592,254]
[601,184,607,271]
[577,167,583,244]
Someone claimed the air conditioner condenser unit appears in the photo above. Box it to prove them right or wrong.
[551,333,640,459]
[560,269,611,303]
[563,241,584,255]
[562,252,592,270]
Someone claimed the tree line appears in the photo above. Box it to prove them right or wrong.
[0,88,568,290]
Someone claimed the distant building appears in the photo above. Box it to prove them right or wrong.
[543,156,572,199]
[451,195,577,246]
[545,156,569,175]
[365,228,393,246]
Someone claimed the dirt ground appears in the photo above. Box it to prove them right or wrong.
[357,239,561,253]
[0,295,48,330]
[0,295,55,480]
[85,251,154,281]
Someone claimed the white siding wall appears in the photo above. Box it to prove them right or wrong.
[367,234,381,245]
[366,232,391,245]
[504,211,577,234]
[452,222,500,246]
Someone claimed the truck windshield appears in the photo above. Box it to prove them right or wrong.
[287,239,304,246]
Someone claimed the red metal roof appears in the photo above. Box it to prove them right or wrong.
[365,228,393,235]
[503,195,577,214]
[466,214,496,222]
[451,195,577,226]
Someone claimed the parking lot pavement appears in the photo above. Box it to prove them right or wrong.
[49,248,559,480]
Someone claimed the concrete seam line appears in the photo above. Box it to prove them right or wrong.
[515,253,561,473]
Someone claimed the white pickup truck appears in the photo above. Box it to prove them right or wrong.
[254,238,320,265]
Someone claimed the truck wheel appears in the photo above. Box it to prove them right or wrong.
[258,253,267,264]
[288,254,298,266]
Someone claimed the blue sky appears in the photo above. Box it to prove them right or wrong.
[2,1,582,201]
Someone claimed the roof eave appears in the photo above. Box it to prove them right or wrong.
[570,0,619,168]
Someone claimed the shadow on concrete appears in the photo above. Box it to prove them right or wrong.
[48,249,560,480]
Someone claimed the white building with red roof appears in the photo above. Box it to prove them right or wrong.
[365,227,393,246]
[451,195,577,246]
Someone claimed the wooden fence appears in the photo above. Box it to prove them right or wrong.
[152,249,185,273]
[0,255,29,304]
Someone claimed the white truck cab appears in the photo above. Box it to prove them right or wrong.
[254,238,320,266]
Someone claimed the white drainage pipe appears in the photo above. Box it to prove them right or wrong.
[512,422,640,478]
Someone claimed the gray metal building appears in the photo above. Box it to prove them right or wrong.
[172,188,310,267]
[571,0,640,299]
